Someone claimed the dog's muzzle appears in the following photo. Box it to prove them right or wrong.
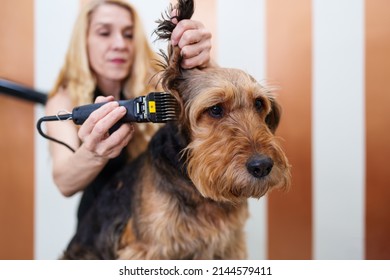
[246,155,274,178]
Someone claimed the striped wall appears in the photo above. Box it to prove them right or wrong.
[266,0,313,260]
[34,0,81,260]
[0,0,35,259]
[365,0,390,260]
[312,0,365,260]
[0,0,389,260]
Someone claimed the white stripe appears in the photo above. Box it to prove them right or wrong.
[34,0,81,260]
[312,0,365,259]
[127,0,169,52]
[217,0,267,260]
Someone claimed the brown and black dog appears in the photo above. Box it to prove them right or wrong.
[62,0,291,260]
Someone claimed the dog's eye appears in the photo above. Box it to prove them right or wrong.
[255,98,263,112]
[208,105,224,118]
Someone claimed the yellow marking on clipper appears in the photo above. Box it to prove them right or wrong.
[148,101,156,113]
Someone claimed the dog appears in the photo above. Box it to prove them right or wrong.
[62,0,291,260]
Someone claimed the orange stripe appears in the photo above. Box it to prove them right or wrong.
[266,0,312,259]
[192,0,217,61]
[365,0,390,260]
[79,0,90,8]
[0,0,34,259]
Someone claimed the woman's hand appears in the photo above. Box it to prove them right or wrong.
[171,10,212,69]
[78,95,134,159]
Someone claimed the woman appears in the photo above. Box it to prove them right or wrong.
[45,0,212,224]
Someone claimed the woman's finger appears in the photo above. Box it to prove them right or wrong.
[99,123,134,158]
[78,101,119,140]
[95,95,115,103]
[89,106,126,139]
[180,48,211,69]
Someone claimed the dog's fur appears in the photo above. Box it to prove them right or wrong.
[62,0,291,260]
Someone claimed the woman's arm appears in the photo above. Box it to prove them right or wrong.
[45,89,134,196]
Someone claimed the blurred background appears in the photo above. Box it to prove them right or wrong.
[0,0,389,260]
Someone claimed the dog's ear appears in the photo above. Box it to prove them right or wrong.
[265,98,281,133]
[154,0,195,83]
[164,46,184,90]
[154,0,195,120]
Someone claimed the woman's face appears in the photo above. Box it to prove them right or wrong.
[87,4,134,84]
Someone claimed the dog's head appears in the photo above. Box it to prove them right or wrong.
[155,0,291,204]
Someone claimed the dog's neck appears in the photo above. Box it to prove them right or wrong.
[148,122,191,180]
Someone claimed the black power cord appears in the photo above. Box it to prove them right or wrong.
[37,114,76,153]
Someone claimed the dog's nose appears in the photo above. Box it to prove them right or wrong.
[246,155,274,178]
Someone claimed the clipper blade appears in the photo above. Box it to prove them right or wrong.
[145,92,178,123]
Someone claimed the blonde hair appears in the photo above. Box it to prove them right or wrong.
[49,0,162,105]
[50,0,164,158]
